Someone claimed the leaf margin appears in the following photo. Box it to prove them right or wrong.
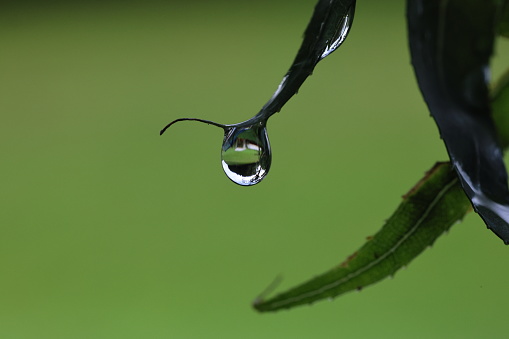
[253,162,471,312]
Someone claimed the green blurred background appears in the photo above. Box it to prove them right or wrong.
[2,1,509,338]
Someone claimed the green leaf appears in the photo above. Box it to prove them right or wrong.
[408,0,509,243]
[253,162,471,312]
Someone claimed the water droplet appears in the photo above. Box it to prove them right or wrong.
[221,123,271,186]
[160,0,356,188]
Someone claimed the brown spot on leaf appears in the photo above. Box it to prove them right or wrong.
[339,252,358,268]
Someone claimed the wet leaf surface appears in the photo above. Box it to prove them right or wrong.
[259,0,356,116]
[407,0,509,243]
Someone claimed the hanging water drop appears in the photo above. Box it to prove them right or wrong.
[160,0,356,187]
[160,118,272,186]
[221,123,271,186]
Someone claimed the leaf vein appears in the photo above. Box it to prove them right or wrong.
[267,176,459,309]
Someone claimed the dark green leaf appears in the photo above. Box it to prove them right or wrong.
[407,0,509,243]
[254,163,471,312]
[259,0,356,116]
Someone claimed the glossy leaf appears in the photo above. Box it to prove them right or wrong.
[254,163,471,312]
[407,0,509,243]
[259,0,356,117]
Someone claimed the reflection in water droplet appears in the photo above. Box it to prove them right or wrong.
[221,123,271,186]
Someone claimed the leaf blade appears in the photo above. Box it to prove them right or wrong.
[259,0,356,116]
[254,162,471,312]
[407,0,509,243]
